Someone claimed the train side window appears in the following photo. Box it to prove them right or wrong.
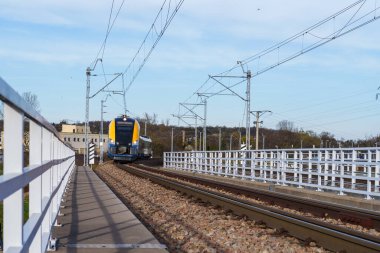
[83,138,85,142]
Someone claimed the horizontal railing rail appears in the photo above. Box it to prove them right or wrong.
[164,148,380,199]
[0,157,73,201]
[0,77,62,142]
[0,77,75,252]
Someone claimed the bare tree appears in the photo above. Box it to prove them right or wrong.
[22,92,40,112]
[0,92,40,120]
[152,113,158,124]
[144,112,151,124]
[277,120,295,132]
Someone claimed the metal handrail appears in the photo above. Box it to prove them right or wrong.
[0,77,65,145]
[164,148,380,199]
[0,157,73,200]
[0,76,76,252]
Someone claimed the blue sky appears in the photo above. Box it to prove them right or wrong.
[0,0,379,140]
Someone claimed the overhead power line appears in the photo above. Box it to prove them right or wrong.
[185,0,380,103]
[124,0,185,93]
[90,0,126,69]
[223,0,380,77]
[176,0,380,138]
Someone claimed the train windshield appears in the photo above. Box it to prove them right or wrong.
[116,120,134,146]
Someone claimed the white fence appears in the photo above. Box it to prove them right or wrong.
[0,77,75,252]
[164,148,380,199]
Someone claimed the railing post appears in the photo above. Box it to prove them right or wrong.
[29,121,43,253]
[308,150,312,184]
[250,151,255,181]
[3,104,24,252]
[270,151,274,182]
[352,149,357,190]
[293,150,297,185]
[297,150,303,188]
[281,151,287,186]
[331,149,336,187]
[338,149,345,195]
[376,149,380,193]
[41,129,52,248]
[276,150,281,185]
[366,166,372,200]
[316,150,322,191]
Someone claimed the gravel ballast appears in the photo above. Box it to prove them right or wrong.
[95,162,328,253]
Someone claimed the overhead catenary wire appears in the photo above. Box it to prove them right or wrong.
[176,0,380,139]
[276,88,376,115]
[217,0,372,76]
[90,0,126,69]
[123,0,185,93]
[179,1,373,105]
[101,0,116,59]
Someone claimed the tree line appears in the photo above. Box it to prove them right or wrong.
[52,114,379,157]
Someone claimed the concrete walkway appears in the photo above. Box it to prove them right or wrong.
[53,166,167,253]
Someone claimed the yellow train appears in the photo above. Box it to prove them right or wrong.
[107,115,152,162]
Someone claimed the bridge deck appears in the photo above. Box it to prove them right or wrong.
[53,166,167,253]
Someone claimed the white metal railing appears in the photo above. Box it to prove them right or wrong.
[0,77,75,252]
[164,148,380,199]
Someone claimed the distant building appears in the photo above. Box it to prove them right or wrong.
[59,124,108,155]
[61,124,90,134]
[0,124,108,155]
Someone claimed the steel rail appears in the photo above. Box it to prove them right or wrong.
[132,163,380,230]
[119,164,380,253]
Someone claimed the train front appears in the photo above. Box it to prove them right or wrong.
[108,116,140,162]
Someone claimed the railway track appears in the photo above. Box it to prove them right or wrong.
[132,162,380,231]
[118,163,380,253]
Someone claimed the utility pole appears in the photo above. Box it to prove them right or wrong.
[144,121,147,136]
[262,134,265,149]
[246,70,251,151]
[99,94,110,164]
[252,110,271,150]
[171,128,174,152]
[121,73,127,115]
[84,58,104,167]
[219,128,221,150]
[199,131,202,151]
[239,130,242,149]
[195,117,198,151]
[203,99,207,151]
[193,95,208,151]
[301,139,303,149]
[100,99,105,164]
[85,67,91,166]
[230,134,233,150]
[210,66,249,148]
[176,103,204,151]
